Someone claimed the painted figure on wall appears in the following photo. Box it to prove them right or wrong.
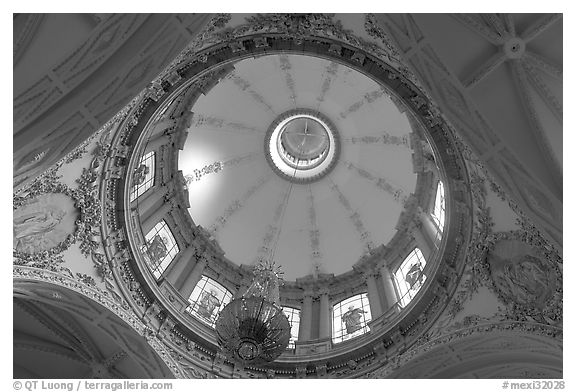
[342,305,367,334]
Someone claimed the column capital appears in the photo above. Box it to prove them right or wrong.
[302,289,315,299]
[380,263,393,276]
[318,287,330,297]
[406,216,423,233]
[194,253,210,266]
[362,269,381,280]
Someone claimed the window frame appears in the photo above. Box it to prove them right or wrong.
[393,247,427,308]
[331,292,372,343]
[142,220,179,279]
[430,180,446,234]
[130,151,156,202]
[186,275,233,328]
[281,306,301,349]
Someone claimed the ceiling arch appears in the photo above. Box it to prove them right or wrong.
[13,281,175,379]
[383,328,562,379]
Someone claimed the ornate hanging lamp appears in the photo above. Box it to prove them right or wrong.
[215,110,315,365]
[214,259,291,365]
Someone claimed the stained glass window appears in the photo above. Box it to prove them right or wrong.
[187,276,233,327]
[332,293,371,343]
[130,151,155,202]
[281,306,300,349]
[394,248,427,307]
[431,180,445,232]
[143,220,179,279]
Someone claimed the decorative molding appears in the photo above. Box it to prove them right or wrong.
[251,183,290,264]
[278,55,297,104]
[307,185,323,271]
[209,175,271,236]
[317,61,339,104]
[226,72,276,114]
[340,88,387,118]
[222,152,262,169]
[14,14,147,127]
[343,132,410,147]
[343,161,409,205]
[327,177,375,252]
[193,114,263,135]
[186,161,223,183]
[13,14,46,67]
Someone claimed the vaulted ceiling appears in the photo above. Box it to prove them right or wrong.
[13,284,173,379]
[374,13,563,249]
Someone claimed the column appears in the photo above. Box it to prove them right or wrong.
[135,185,169,216]
[424,158,439,178]
[144,133,171,154]
[408,218,432,260]
[365,272,383,318]
[179,255,208,301]
[418,210,439,253]
[141,201,173,234]
[318,288,331,339]
[162,244,196,285]
[298,290,314,341]
[380,265,398,310]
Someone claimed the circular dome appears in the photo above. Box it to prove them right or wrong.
[114,25,473,378]
[265,109,340,183]
[180,54,418,280]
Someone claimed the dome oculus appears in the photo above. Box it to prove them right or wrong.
[265,109,340,183]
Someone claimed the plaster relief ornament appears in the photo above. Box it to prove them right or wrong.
[488,239,557,310]
[13,193,78,254]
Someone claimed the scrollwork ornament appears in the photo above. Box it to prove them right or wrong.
[364,14,401,57]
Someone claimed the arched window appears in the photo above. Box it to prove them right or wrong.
[130,151,155,201]
[187,276,233,327]
[394,248,427,307]
[431,180,445,232]
[281,306,300,349]
[143,220,179,279]
[332,293,371,343]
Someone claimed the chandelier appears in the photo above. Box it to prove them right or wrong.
[215,113,312,365]
[214,260,291,365]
